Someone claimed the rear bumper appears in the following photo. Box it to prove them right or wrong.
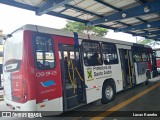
[4,96,36,111]
[4,96,63,115]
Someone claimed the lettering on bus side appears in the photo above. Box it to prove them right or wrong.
[41,88,56,94]
[36,71,57,77]
[86,66,112,81]
[93,66,112,77]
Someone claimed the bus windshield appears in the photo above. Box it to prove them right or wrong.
[3,29,23,72]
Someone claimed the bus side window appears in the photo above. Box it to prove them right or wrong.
[142,48,149,62]
[82,41,102,66]
[132,46,143,62]
[35,35,55,70]
[102,43,118,65]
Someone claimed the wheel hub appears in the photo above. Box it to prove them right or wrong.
[105,86,113,100]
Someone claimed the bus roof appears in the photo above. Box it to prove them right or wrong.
[15,24,151,48]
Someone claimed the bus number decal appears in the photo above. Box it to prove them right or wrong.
[36,71,57,77]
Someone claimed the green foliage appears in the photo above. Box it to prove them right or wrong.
[138,39,153,45]
[63,21,108,37]
[138,39,160,47]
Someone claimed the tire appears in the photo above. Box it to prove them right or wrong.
[144,76,149,85]
[101,81,115,104]
[144,71,150,85]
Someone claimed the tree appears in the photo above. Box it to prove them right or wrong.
[138,39,160,48]
[62,21,108,37]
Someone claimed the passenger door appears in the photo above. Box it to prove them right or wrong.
[59,44,86,111]
[119,49,136,88]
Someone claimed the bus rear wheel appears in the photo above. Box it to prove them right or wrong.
[144,71,151,85]
[101,81,115,104]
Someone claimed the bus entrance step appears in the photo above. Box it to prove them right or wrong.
[66,95,78,100]
[66,89,84,98]
[67,93,84,101]
[66,88,78,97]
[66,95,84,110]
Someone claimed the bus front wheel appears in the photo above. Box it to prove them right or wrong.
[101,81,115,104]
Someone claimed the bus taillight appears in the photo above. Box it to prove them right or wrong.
[12,79,28,103]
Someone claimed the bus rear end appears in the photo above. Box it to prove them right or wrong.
[3,26,63,113]
[3,28,37,111]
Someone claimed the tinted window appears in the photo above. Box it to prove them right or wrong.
[142,48,149,61]
[35,35,55,69]
[102,43,118,64]
[132,46,142,62]
[82,41,102,66]
[132,46,149,62]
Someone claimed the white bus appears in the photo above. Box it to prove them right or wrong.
[3,24,154,114]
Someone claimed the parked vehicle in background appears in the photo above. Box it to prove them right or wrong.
[154,48,160,74]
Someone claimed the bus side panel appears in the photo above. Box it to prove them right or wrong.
[35,34,75,112]
[83,44,123,104]
[23,30,37,102]
[3,30,37,111]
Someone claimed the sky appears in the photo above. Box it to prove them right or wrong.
[0,3,144,43]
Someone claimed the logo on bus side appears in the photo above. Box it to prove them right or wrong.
[87,68,94,81]
[86,66,112,81]
[41,80,56,87]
